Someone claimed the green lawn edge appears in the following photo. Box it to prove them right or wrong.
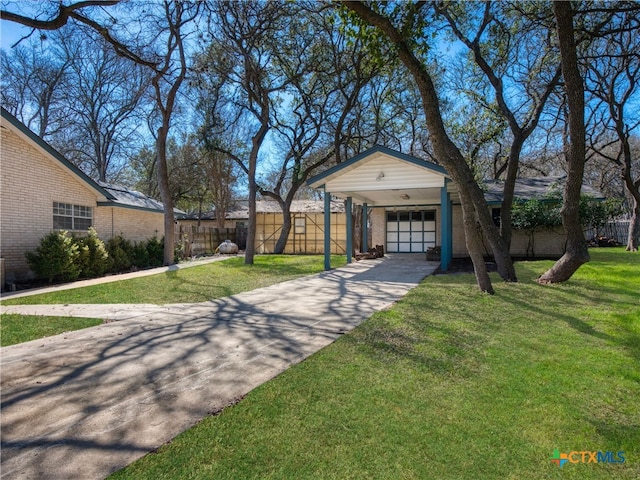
[1,255,346,306]
[0,314,102,346]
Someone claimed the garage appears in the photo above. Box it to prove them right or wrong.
[307,145,454,270]
[386,210,436,253]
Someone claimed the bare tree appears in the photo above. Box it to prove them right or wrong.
[51,27,149,182]
[196,0,293,264]
[438,1,562,249]
[585,8,640,251]
[148,0,199,265]
[0,42,71,138]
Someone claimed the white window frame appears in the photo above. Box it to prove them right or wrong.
[53,202,93,231]
[294,216,306,234]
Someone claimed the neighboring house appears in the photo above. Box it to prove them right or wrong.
[0,107,173,284]
[178,199,346,255]
[308,145,605,270]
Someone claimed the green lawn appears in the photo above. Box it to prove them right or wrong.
[0,255,346,305]
[0,314,103,347]
[109,248,639,479]
[0,255,345,346]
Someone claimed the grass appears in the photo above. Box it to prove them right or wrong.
[108,248,640,480]
[0,314,102,346]
[1,255,345,346]
[0,255,346,306]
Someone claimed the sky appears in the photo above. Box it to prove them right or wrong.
[1,17,33,50]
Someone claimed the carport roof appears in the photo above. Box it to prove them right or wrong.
[307,146,454,207]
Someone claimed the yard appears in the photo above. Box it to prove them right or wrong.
[0,255,346,345]
[104,248,638,479]
[1,250,638,478]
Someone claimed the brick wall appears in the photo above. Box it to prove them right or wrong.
[94,207,164,243]
[1,126,100,281]
[1,126,167,282]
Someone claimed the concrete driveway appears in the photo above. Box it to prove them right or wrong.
[1,255,438,480]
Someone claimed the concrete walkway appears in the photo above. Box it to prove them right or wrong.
[1,255,438,480]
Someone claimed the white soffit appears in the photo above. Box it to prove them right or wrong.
[324,152,446,192]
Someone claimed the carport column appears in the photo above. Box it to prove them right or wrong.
[324,187,331,270]
[440,180,453,271]
[362,203,368,252]
[346,197,353,264]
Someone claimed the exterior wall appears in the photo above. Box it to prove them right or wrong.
[0,126,99,281]
[371,204,565,259]
[1,126,166,283]
[450,204,566,258]
[255,212,346,254]
[94,207,164,243]
[370,208,386,248]
[510,227,566,257]
[452,205,468,257]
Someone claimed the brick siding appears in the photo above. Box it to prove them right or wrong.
[1,126,165,282]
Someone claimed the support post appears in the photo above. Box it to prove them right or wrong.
[346,197,353,264]
[324,187,331,270]
[362,202,368,251]
[440,180,452,271]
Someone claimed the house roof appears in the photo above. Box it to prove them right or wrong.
[97,182,183,214]
[308,146,606,207]
[482,176,606,204]
[307,145,451,206]
[179,199,345,221]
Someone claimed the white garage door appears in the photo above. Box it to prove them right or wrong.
[386,210,436,253]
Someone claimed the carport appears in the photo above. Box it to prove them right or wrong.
[307,146,456,271]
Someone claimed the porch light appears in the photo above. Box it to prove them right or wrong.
[376,171,385,181]
[400,193,410,200]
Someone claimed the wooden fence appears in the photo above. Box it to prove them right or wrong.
[175,225,245,257]
[586,219,630,245]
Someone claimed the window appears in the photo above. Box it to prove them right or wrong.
[53,202,92,230]
[294,217,306,234]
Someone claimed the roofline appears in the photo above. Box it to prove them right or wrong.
[98,201,162,214]
[307,145,449,189]
[1,106,115,201]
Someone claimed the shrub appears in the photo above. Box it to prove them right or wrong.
[25,230,81,282]
[145,236,164,267]
[76,227,109,278]
[131,241,149,268]
[105,236,134,273]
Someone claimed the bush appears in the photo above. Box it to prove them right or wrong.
[131,241,149,268]
[26,230,166,282]
[105,236,134,273]
[25,230,81,283]
[76,227,109,278]
[145,236,164,267]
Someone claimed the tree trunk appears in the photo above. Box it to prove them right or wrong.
[538,1,589,284]
[626,197,639,252]
[459,189,494,294]
[273,201,291,254]
[156,125,175,266]
[499,135,524,250]
[245,166,257,264]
